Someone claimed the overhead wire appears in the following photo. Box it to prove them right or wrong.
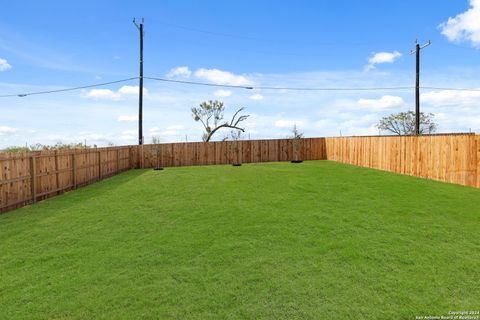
[0,77,139,98]
[144,76,414,91]
[421,86,480,92]
[2,76,480,98]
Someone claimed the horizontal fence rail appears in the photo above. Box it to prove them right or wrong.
[1,134,478,214]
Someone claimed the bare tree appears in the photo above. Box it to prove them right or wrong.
[229,130,242,166]
[376,111,437,135]
[151,136,163,170]
[191,100,249,142]
[288,124,304,163]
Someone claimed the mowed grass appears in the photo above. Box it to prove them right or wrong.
[1,161,479,319]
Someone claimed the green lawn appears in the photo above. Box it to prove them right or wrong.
[1,161,479,319]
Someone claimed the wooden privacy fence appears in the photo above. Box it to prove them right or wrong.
[0,146,138,213]
[1,134,479,213]
[325,133,480,188]
[0,139,323,213]
[139,138,326,168]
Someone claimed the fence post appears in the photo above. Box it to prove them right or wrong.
[116,148,120,173]
[98,150,102,180]
[54,150,60,191]
[475,134,480,188]
[137,145,140,169]
[72,153,77,189]
[30,156,37,203]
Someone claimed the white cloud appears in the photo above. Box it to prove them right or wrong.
[117,115,138,122]
[0,125,17,135]
[0,58,12,71]
[86,89,121,100]
[421,89,480,106]
[275,119,304,128]
[357,95,405,111]
[365,51,402,70]
[214,89,232,97]
[118,85,147,95]
[194,68,253,86]
[249,93,264,101]
[166,66,192,78]
[440,0,480,48]
[86,86,147,101]
[435,112,480,133]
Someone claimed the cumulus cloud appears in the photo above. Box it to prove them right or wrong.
[357,95,405,111]
[87,89,120,100]
[166,66,192,78]
[421,89,480,106]
[214,89,232,97]
[194,68,253,86]
[435,112,480,133]
[86,86,146,100]
[365,51,402,70]
[440,0,480,48]
[0,58,12,71]
[0,125,17,135]
[117,115,138,122]
[249,93,264,101]
[118,85,147,95]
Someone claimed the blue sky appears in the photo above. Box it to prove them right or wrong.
[1,0,480,147]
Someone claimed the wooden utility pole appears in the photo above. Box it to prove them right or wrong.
[133,18,144,145]
[410,40,431,135]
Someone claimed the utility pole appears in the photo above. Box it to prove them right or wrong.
[410,39,431,135]
[133,18,144,145]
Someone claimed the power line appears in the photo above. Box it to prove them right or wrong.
[151,19,377,47]
[0,77,139,98]
[254,85,414,91]
[421,86,480,92]
[145,76,414,91]
[144,76,255,90]
[2,76,480,99]
[152,19,261,41]
[146,76,480,91]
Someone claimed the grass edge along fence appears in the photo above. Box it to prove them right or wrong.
[1,134,478,213]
